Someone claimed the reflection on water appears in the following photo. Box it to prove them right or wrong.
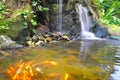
[79,40,106,62]
[109,47,120,80]
[0,40,120,80]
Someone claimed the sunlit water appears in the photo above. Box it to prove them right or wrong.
[0,39,120,80]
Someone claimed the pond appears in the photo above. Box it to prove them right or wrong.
[0,39,120,80]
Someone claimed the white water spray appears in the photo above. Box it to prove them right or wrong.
[57,0,63,33]
[76,4,99,39]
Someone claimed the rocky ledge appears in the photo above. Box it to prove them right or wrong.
[26,32,71,47]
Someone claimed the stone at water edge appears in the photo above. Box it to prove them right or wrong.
[109,36,120,40]
[61,34,70,41]
[0,35,23,49]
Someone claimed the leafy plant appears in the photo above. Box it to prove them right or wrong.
[92,0,120,32]
[21,0,49,35]
[31,0,49,11]
[21,10,37,29]
[0,26,10,33]
[102,1,120,25]
[0,1,11,33]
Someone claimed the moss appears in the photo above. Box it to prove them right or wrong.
[10,4,32,20]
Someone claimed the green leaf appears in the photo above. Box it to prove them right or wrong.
[0,15,4,19]
[30,19,37,26]
[23,21,28,28]
[0,26,5,29]
[32,1,37,6]
[23,25,28,28]
[30,11,34,14]
[32,28,37,33]
[38,6,42,11]
[25,10,29,13]
[0,26,9,30]
[5,26,10,30]
[23,21,28,26]
[42,7,49,11]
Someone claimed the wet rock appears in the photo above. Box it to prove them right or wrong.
[35,41,44,46]
[26,40,35,47]
[51,32,60,37]
[31,35,39,43]
[61,34,70,41]
[109,36,120,40]
[94,25,110,38]
[26,32,71,47]
[6,43,23,49]
[44,34,50,38]
[36,25,50,36]
[50,32,61,40]
[62,15,73,34]
[45,37,52,43]
[0,35,23,49]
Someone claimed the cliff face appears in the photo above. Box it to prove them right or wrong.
[4,0,109,40]
[38,0,100,38]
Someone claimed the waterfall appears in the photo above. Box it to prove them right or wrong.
[57,0,63,33]
[76,4,99,39]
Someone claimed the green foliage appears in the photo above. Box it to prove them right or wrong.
[0,18,12,33]
[32,28,37,34]
[92,0,120,32]
[31,0,49,11]
[102,1,120,25]
[0,26,10,33]
[21,0,49,34]
[0,1,12,33]
[23,21,28,28]
[21,9,37,30]
[0,1,7,19]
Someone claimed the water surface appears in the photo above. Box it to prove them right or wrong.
[0,39,120,80]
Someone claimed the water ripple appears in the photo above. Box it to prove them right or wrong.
[110,49,120,80]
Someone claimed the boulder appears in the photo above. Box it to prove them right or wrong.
[0,35,23,49]
[94,25,110,38]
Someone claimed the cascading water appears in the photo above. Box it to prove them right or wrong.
[76,4,99,39]
[57,0,63,33]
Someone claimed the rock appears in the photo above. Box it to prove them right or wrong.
[36,25,50,36]
[50,32,61,40]
[62,15,74,34]
[44,34,50,38]
[15,28,31,44]
[35,41,44,46]
[26,40,35,47]
[51,33,60,37]
[26,31,71,47]
[61,34,70,41]
[0,35,23,49]
[38,36,45,41]
[6,43,23,49]
[31,35,39,42]
[45,37,52,42]
[94,25,110,38]
[109,36,120,40]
